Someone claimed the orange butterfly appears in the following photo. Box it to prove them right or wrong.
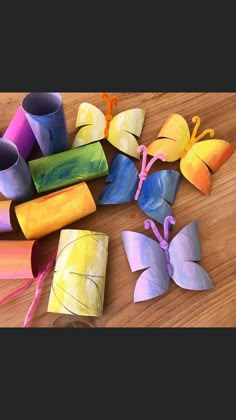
[147,114,234,195]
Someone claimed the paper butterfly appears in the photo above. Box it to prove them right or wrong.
[147,114,234,195]
[97,145,181,225]
[121,216,213,302]
[71,92,146,159]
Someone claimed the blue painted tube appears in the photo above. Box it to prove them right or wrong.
[21,92,69,156]
[0,138,35,202]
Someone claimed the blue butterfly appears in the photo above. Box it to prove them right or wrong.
[97,145,181,225]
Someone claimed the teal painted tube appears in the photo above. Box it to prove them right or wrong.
[28,142,109,194]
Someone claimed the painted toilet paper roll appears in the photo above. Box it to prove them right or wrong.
[3,106,37,160]
[0,138,35,201]
[22,92,69,156]
[15,182,96,240]
[0,200,19,233]
[0,240,39,279]
[47,229,109,317]
[28,142,109,194]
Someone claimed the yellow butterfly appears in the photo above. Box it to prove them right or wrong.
[71,93,146,159]
[147,114,234,195]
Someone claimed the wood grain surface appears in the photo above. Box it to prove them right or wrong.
[0,92,235,328]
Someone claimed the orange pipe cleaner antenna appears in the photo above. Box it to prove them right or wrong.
[181,116,215,158]
[100,92,118,138]
[191,116,215,142]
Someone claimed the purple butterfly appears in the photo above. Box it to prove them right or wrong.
[121,216,213,302]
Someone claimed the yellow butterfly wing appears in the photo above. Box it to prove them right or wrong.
[72,103,106,148]
[180,139,234,195]
[108,108,146,159]
[147,114,190,161]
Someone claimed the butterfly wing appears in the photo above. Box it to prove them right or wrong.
[108,109,146,159]
[97,154,139,204]
[180,149,211,195]
[121,231,170,302]
[169,220,213,290]
[137,170,181,225]
[71,103,106,148]
[192,139,234,172]
[147,114,190,161]
[180,139,234,195]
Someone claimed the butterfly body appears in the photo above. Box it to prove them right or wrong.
[121,218,213,302]
[72,93,146,159]
[147,114,234,195]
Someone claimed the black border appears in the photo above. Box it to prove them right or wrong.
[1,328,235,365]
[2,57,236,92]
[1,328,235,405]
[1,17,236,91]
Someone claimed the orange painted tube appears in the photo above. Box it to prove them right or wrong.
[15,182,96,240]
[0,240,39,279]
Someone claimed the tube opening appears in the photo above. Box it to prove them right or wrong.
[31,240,40,277]
[0,139,18,170]
[22,93,61,116]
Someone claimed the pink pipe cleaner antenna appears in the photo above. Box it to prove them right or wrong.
[134,145,166,200]
[0,250,57,327]
[0,278,34,305]
[24,250,57,327]
[144,216,175,277]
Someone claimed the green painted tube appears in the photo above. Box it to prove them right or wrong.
[28,142,109,194]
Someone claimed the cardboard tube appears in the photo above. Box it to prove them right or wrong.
[0,240,39,279]
[0,200,19,233]
[22,92,69,156]
[3,106,36,160]
[15,182,96,240]
[29,142,109,194]
[0,138,35,201]
[47,229,109,317]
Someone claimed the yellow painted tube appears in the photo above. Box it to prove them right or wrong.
[15,183,96,240]
[47,229,109,317]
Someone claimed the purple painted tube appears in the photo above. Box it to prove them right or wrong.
[0,200,19,233]
[22,92,69,156]
[0,138,35,202]
[3,106,36,160]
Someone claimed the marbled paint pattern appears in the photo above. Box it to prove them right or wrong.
[29,142,109,193]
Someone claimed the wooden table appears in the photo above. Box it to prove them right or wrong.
[0,92,235,327]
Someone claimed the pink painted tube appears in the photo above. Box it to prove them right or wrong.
[3,106,37,160]
[0,200,19,233]
[0,240,39,279]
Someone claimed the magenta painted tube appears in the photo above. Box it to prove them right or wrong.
[3,106,37,160]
